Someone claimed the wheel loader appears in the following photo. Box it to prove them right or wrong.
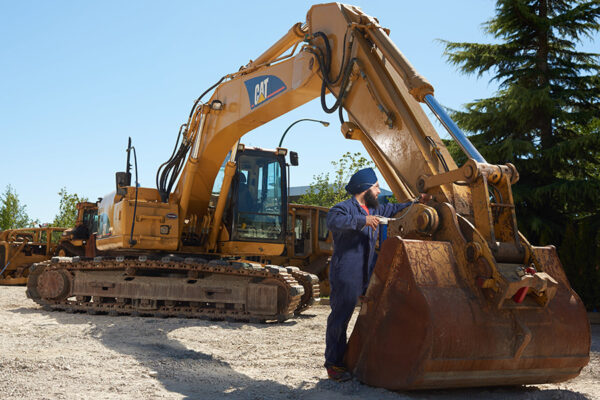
[27,2,590,389]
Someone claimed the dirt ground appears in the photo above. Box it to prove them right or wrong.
[0,286,598,400]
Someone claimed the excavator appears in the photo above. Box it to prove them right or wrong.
[26,2,590,390]
[28,145,319,321]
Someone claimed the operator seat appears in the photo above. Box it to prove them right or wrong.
[237,173,255,213]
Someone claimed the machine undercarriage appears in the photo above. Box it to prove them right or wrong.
[27,256,319,322]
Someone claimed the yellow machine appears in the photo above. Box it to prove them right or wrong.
[52,199,327,313]
[0,227,65,285]
[271,203,333,297]
[29,144,319,321]
[0,203,96,285]
[28,3,589,388]
[52,202,99,258]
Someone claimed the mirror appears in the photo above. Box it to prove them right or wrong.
[290,151,299,166]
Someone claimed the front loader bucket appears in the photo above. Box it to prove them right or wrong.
[345,237,590,390]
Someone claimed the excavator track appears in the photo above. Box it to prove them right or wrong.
[285,267,320,314]
[27,256,306,323]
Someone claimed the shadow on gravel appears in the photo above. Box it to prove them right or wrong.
[10,306,594,400]
[591,325,600,352]
[10,305,300,330]
[291,312,319,320]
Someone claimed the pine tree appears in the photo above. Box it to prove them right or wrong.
[443,0,600,309]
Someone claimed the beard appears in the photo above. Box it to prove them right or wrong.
[365,189,379,209]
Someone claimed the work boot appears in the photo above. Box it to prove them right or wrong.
[326,365,352,382]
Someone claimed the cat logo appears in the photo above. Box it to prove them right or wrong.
[255,77,269,104]
[244,75,287,109]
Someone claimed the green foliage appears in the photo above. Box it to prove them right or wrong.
[0,185,31,230]
[52,188,88,228]
[441,138,468,167]
[558,215,600,311]
[296,152,375,207]
[443,0,600,309]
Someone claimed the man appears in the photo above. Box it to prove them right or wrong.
[324,167,428,381]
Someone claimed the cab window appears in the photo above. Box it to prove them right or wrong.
[234,152,285,242]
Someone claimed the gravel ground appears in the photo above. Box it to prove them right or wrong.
[0,286,598,400]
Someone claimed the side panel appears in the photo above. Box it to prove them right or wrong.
[96,188,179,251]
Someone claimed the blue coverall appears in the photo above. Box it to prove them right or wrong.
[325,197,412,367]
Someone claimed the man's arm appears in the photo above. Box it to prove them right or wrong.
[377,194,432,218]
[327,203,367,232]
[377,201,412,218]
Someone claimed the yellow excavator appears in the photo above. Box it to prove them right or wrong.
[27,2,589,389]
[50,193,327,313]
[29,144,319,321]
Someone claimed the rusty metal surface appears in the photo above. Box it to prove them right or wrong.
[345,237,590,390]
[37,269,70,300]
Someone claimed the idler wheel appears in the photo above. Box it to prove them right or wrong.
[37,270,71,300]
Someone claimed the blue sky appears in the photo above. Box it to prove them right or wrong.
[0,0,549,222]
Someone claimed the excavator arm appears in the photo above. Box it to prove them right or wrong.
[168,3,552,309]
[172,3,468,224]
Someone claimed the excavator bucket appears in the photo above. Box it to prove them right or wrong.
[345,236,590,390]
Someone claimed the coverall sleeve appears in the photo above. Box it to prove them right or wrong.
[377,201,413,218]
[327,203,367,232]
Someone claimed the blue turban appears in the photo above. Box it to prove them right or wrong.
[345,168,377,195]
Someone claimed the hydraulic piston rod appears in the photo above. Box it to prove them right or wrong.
[360,19,486,164]
[424,94,486,163]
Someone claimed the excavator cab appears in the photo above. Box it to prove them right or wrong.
[210,145,289,249]
[227,146,288,244]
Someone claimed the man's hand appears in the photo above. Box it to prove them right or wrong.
[365,215,380,230]
[417,193,432,203]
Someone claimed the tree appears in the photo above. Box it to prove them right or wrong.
[0,185,31,230]
[296,152,375,207]
[53,188,88,228]
[443,0,600,309]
